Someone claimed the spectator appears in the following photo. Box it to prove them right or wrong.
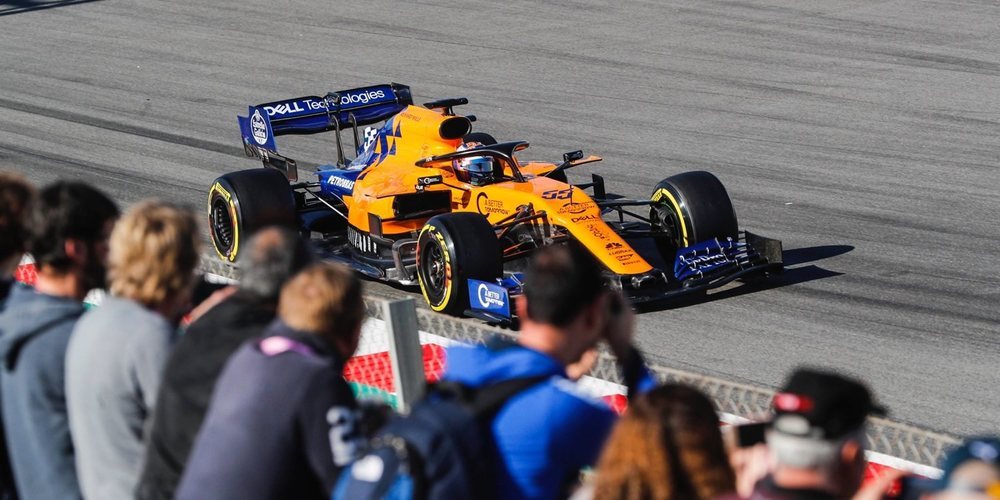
[65,200,199,500]
[175,262,365,500]
[748,367,885,500]
[856,436,1000,500]
[0,181,118,500]
[725,426,771,498]
[585,384,737,500]
[0,172,34,303]
[929,436,1000,500]
[0,172,34,500]
[136,227,314,500]
[442,243,655,500]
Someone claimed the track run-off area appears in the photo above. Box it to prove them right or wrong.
[1,0,997,434]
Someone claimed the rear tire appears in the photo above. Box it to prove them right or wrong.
[416,213,501,315]
[208,169,297,262]
[649,171,738,257]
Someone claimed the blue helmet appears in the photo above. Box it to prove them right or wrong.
[453,144,495,186]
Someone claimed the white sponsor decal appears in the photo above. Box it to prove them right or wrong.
[362,126,379,152]
[681,253,729,267]
[263,99,328,116]
[263,101,305,116]
[477,283,505,309]
[326,176,355,190]
[326,407,359,466]
[341,89,386,106]
[250,109,268,146]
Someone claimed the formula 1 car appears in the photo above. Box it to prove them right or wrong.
[207,83,783,323]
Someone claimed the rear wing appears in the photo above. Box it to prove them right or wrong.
[237,83,413,179]
[239,83,412,140]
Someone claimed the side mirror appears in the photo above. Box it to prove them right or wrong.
[563,150,585,163]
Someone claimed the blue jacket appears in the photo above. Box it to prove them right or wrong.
[0,284,84,500]
[443,339,654,500]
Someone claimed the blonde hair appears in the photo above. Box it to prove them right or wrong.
[278,262,363,342]
[592,384,736,500]
[108,200,200,307]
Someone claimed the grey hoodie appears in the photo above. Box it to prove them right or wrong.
[0,283,85,500]
[66,295,174,500]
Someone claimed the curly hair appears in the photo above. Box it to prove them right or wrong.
[108,200,199,307]
[592,384,736,500]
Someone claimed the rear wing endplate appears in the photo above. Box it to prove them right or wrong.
[237,105,298,181]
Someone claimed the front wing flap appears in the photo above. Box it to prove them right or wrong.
[464,231,783,324]
[619,230,783,304]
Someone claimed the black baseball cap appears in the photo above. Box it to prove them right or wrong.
[770,367,887,441]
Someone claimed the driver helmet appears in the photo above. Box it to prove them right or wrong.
[453,142,494,186]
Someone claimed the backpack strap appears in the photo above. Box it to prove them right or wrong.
[4,309,83,370]
[461,376,550,417]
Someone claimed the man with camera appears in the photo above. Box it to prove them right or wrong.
[748,368,885,500]
[442,243,655,500]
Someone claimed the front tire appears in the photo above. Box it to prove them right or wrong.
[416,213,501,315]
[208,169,296,262]
[649,171,738,258]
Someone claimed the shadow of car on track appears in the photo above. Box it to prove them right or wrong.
[782,244,854,266]
[636,244,854,313]
[0,0,101,17]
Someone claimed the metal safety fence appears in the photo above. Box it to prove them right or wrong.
[411,302,960,469]
[200,254,960,469]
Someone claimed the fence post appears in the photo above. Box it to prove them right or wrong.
[382,298,425,413]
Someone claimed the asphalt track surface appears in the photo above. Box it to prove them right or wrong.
[1,0,997,435]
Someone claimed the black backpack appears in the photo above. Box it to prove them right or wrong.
[332,376,547,500]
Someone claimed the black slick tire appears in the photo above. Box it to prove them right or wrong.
[416,213,501,316]
[207,169,296,262]
[649,171,738,256]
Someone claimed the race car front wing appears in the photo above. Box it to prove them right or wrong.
[465,230,782,325]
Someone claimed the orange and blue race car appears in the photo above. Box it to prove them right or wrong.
[207,83,783,323]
